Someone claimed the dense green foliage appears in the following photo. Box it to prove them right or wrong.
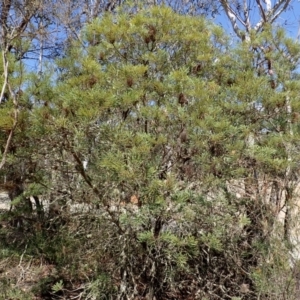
[1,5,300,299]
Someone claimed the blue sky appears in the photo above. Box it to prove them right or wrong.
[24,1,300,73]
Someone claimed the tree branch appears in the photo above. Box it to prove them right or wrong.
[220,0,246,40]
[0,0,12,42]
[243,0,251,33]
[263,0,272,12]
[0,50,19,170]
[254,0,292,31]
[270,0,292,23]
[256,0,267,23]
[63,134,125,234]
